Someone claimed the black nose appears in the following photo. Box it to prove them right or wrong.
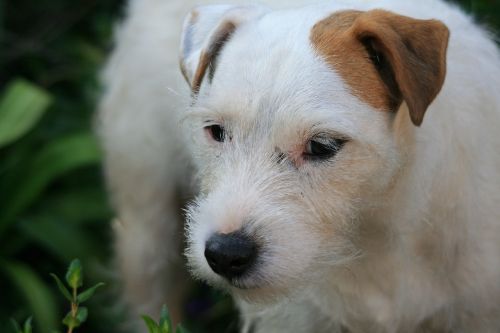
[204,231,258,280]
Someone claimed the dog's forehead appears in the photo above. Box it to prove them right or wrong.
[193,6,388,140]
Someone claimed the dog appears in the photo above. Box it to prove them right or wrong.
[98,0,500,331]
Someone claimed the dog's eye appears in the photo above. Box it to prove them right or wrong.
[205,124,225,142]
[304,138,346,161]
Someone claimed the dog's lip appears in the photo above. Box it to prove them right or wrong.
[227,275,264,290]
[228,278,258,290]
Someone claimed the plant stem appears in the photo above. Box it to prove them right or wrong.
[67,286,78,333]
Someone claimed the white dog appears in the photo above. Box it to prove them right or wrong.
[98,0,500,332]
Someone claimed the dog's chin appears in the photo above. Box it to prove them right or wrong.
[227,277,259,290]
[229,282,292,305]
[210,273,295,305]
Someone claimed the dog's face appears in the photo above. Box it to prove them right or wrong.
[179,4,448,301]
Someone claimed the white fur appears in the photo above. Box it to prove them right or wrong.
[98,0,500,332]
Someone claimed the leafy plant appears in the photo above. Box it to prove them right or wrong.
[1,1,118,330]
[142,305,190,333]
[0,78,111,333]
[51,259,105,333]
[0,79,51,148]
[10,258,192,333]
[11,259,105,333]
[11,317,33,333]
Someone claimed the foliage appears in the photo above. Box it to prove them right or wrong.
[0,1,119,332]
[452,0,500,36]
[0,79,51,148]
[11,259,191,333]
[142,305,191,333]
[11,317,33,333]
[0,73,111,332]
[12,259,104,333]
[52,259,105,333]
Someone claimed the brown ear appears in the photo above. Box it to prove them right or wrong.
[180,5,269,94]
[190,21,237,94]
[352,10,449,126]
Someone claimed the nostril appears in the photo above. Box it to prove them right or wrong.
[205,254,218,270]
[204,231,258,280]
[231,258,248,269]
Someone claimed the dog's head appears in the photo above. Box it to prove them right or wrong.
[179,4,449,301]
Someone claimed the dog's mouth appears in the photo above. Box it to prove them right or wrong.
[211,261,278,292]
[226,275,264,290]
[229,278,256,290]
[226,274,296,305]
[211,262,266,290]
[196,244,305,303]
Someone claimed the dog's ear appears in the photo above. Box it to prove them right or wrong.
[352,10,449,126]
[180,5,269,94]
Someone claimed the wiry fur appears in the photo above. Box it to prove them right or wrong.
[98,0,500,332]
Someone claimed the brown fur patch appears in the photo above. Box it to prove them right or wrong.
[310,10,449,126]
[192,21,236,94]
[311,10,394,112]
[192,51,211,94]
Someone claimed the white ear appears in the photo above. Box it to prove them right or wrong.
[179,4,269,93]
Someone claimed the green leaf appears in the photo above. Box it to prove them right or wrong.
[30,187,111,226]
[141,315,160,333]
[49,273,72,301]
[77,282,105,303]
[76,307,88,324]
[175,324,190,333]
[1,260,58,333]
[0,78,52,148]
[23,317,33,333]
[62,312,80,329]
[10,318,22,333]
[65,259,83,289]
[19,216,102,262]
[0,133,102,234]
[159,305,172,333]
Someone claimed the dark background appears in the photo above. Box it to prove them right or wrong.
[0,0,498,332]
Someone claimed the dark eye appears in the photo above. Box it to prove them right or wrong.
[304,138,347,161]
[205,124,225,142]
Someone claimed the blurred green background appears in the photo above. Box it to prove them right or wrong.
[0,0,498,332]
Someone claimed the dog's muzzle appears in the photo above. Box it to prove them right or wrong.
[204,231,258,281]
